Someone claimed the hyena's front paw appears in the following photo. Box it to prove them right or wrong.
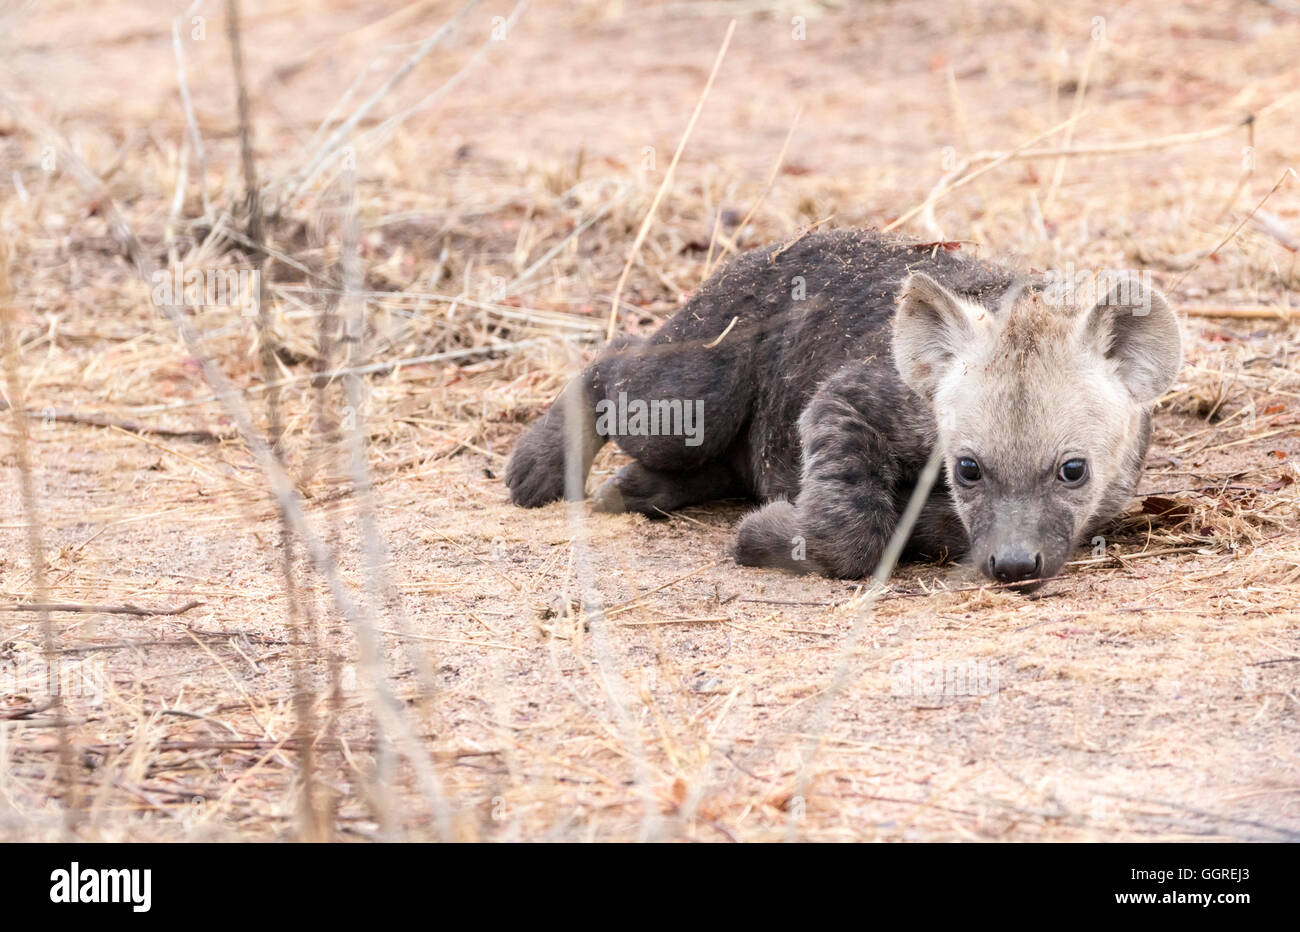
[733,500,813,573]
[505,419,569,507]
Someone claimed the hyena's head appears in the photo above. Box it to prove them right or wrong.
[892,270,1182,591]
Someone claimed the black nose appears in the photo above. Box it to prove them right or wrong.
[989,551,1043,584]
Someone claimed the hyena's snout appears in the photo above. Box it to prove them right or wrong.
[986,547,1044,588]
[973,507,1073,592]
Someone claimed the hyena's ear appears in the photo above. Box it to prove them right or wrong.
[1081,278,1183,404]
[892,272,977,400]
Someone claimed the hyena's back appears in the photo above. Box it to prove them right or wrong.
[506,230,1018,509]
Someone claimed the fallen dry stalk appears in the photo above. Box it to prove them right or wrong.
[1181,305,1300,319]
[0,600,204,616]
[0,399,232,442]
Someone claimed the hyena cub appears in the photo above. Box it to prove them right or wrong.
[506,231,1182,590]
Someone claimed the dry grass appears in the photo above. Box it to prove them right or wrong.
[0,0,1297,841]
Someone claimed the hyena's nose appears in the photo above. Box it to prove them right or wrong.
[989,550,1043,584]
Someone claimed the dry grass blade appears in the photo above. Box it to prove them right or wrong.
[0,239,76,833]
[356,1,530,156]
[279,0,481,204]
[782,446,945,840]
[0,86,454,844]
[885,109,1088,235]
[606,18,737,341]
[702,105,802,277]
[1167,168,1300,296]
[172,0,211,221]
[225,0,326,841]
[559,354,660,840]
[0,600,203,616]
[337,156,453,839]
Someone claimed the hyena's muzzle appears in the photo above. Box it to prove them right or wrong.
[967,498,1075,592]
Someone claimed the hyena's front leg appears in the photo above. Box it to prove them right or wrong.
[735,380,903,579]
[733,499,807,571]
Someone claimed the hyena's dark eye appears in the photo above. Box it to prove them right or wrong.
[955,457,982,486]
[1058,458,1089,486]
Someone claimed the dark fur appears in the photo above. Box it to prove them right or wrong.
[505,230,1046,578]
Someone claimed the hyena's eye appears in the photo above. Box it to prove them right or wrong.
[1058,458,1089,486]
[955,457,982,486]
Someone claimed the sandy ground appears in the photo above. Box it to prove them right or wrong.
[0,0,1298,840]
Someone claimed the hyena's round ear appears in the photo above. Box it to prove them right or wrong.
[892,272,976,400]
[1081,277,1183,404]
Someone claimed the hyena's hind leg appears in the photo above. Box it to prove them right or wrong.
[599,323,756,473]
[591,456,747,517]
[586,324,759,514]
[508,306,758,506]
[505,336,640,507]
